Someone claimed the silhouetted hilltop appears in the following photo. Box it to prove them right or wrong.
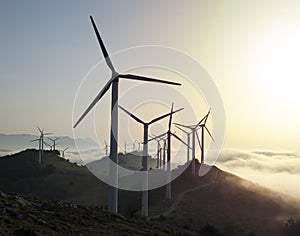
[0,150,299,235]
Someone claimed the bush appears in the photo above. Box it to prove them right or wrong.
[281,218,300,236]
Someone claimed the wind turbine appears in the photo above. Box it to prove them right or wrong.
[37,127,52,156]
[174,110,210,175]
[124,141,127,154]
[104,140,109,156]
[148,132,167,168]
[175,125,193,162]
[119,105,183,217]
[47,137,60,151]
[31,127,52,165]
[72,16,181,214]
[61,147,69,158]
[164,104,189,199]
[135,141,142,152]
[198,111,214,165]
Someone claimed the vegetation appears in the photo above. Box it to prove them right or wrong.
[281,218,300,236]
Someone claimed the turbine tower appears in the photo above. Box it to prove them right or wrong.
[119,105,183,217]
[73,16,181,214]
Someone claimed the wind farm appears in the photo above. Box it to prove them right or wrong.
[1,2,300,235]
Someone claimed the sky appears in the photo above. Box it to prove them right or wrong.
[1,0,300,151]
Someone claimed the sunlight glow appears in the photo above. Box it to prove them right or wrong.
[252,20,300,107]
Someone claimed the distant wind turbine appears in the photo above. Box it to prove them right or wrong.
[119,104,183,217]
[47,137,60,151]
[198,110,214,165]
[174,110,210,175]
[104,140,109,156]
[151,104,188,199]
[148,132,167,168]
[175,125,193,162]
[72,16,181,214]
[124,141,127,154]
[31,127,52,165]
[61,147,69,158]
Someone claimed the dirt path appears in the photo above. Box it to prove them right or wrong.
[148,168,219,220]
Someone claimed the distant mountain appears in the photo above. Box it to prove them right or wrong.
[0,133,97,156]
[0,150,299,235]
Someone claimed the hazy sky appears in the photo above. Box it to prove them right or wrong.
[1,1,300,150]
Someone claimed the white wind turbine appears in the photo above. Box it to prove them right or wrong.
[149,104,189,199]
[148,132,167,168]
[175,125,194,162]
[198,111,214,165]
[31,127,52,165]
[119,104,183,217]
[103,140,109,156]
[174,110,210,175]
[73,16,181,214]
[61,147,69,158]
[47,137,60,151]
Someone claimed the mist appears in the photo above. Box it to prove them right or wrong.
[216,149,300,200]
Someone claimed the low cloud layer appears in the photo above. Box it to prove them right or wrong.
[217,149,300,200]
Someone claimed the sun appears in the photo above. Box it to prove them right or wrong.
[252,20,300,107]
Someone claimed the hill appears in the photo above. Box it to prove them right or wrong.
[0,150,299,235]
[0,191,195,235]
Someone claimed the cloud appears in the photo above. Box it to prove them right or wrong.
[216,149,300,200]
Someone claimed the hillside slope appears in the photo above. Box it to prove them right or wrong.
[0,191,195,236]
[0,150,299,235]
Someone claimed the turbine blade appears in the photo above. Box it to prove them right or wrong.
[119,74,181,86]
[171,132,188,147]
[55,137,60,141]
[168,103,174,130]
[44,133,53,136]
[205,126,214,141]
[73,77,114,128]
[64,147,69,151]
[196,130,202,149]
[118,105,145,124]
[173,122,192,129]
[37,126,42,133]
[148,132,168,142]
[47,137,54,141]
[89,16,115,72]
[204,109,211,124]
[30,139,40,142]
[43,141,50,147]
[175,125,189,134]
[196,116,207,127]
[149,107,183,125]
